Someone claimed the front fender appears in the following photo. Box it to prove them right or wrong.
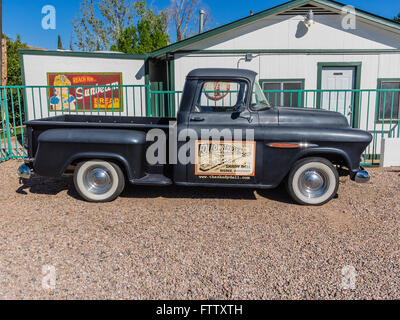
[291,147,353,170]
[33,128,146,180]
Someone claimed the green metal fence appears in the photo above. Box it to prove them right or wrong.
[1,84,399,166]
[261,89,400,166]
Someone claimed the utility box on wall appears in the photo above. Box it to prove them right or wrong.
[380,138,400,167]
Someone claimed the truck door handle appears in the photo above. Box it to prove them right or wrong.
[190,116,205,122]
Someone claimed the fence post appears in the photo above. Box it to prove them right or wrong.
[146,84,151,117]
[2,88,13,158]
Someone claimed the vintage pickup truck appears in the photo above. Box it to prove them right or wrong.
[18,68,372,205]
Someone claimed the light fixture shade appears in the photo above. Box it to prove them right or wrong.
[304,10,314,28]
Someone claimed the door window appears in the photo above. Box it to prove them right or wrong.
[193,81,248,113]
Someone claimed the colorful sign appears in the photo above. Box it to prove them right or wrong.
[47,73,123,112]
[195,140,256,176]
[204,82,231,101]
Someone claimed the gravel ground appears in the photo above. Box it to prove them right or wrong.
[0,159,399,300]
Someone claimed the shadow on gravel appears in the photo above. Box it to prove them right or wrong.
[16,176,295,204]
[256,184,296,204]
[16,176,81,201]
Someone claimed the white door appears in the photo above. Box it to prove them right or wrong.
[321,67,356,122]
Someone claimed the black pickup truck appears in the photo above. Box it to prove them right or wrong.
[18,68,372,205]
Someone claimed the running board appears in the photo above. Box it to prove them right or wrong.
[130,174,172,186]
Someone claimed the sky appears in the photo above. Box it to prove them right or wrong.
[2,0,399,50]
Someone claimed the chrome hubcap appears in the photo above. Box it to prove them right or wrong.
[298,169,329,198]
[83,166,113,195]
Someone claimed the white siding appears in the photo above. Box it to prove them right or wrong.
[184,15,400,51]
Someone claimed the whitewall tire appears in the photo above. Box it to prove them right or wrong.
[287,157,339,206]
[74,160,125,202]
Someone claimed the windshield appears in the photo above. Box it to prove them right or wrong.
[251,81,271,110]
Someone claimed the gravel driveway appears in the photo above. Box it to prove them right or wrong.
[0,159,399,299]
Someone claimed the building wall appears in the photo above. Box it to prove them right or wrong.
[184,15,400,51]
[174,51,400,156]
[22,53,146,119]
[174,52,400,91]
[173,12,400,152]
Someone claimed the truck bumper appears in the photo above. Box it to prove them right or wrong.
[17,158,34,179]
[353,167,370,184]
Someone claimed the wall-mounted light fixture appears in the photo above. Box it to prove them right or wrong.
[237,53,256,68]
[303,10,314,28]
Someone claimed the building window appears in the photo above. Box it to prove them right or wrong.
[260,79,304,107]
[377,80,400,121]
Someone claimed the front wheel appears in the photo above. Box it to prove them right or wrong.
[287,157,339,206]
[74,160,125,202]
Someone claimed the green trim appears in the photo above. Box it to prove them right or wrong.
[170,56,175,92]
[317,0,400,31]
[174,49,400,55]
[18,49,147,60]
[259,78,305,86]
[170,56,176,115]
[144,59,150,86]
[376,78,400,124]
[260,78,305,107]
[144,60,151,116]
[316,62,362,127]
[150,0,400,58]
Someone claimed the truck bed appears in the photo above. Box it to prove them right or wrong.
[26,114,175,130]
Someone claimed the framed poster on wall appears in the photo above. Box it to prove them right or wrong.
[46,72,123,112]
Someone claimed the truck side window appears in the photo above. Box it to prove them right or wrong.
[193,81,248,113]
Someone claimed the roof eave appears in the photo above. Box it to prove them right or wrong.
[149,0,400,58]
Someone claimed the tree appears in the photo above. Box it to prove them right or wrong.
[170,0,211,41]
[57,35,63,50]
[395,13,400,23]
[3,34,28,121]
[5,34,28,86]
[73,0,136,51]
[111,1,169,54]
[69,33,74,51]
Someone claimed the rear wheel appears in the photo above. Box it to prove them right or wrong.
[287,157,339,206]
[73,160,125,202]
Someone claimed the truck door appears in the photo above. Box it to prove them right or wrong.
[185,79,261,186]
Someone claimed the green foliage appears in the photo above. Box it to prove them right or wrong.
[73,0,168,53]
[2,35,28,122]
[395,13,400,23]
[73,0,136,51]
[110,1,169,54]
[4,34,28,86]
[57,35,63,50]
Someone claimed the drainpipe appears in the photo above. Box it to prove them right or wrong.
[199,10,205,34]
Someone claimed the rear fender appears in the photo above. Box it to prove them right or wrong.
[33,128,147,180]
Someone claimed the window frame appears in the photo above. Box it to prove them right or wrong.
[376,78,400,123]
[192,78,251,114]
[259,78,305,107]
